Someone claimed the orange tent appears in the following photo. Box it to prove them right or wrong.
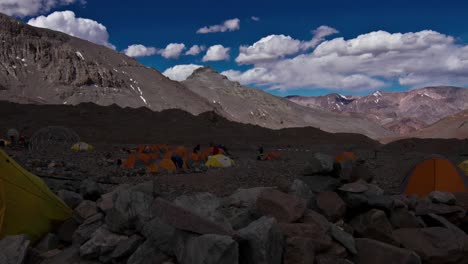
[335,152,357,163]
[401,155,468,197]
[159,158,177,173]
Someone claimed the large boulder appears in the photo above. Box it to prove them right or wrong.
[105,189,154,233]
[175,233,238,264]
[330,225,357,255]
[393,227,468,264]
[350,209,398,246]
[303,153,334,176]
[57,190,83,209]
[110,234,144,259]
[80,179,103,201]
[415,198,465,216]
[74,200,98,220]
[0,235,30,264]
[316,192,346,222]
[284,237,316,264]
[279,223,332,252]
[174,192,231,228]
[256,189,307,223]
[239,216,284,264]
[390,209,424,229]
[289,179,315,207]
[73,213,104,245]
[79,227,128,259]
[152,198,235,237]
[301,210,331,232]
[355,238,421,264]
[225,187,275,209]
[127,240,172,264]
[141,217,176,255]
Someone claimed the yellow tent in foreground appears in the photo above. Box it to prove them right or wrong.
[205,154,234,168]
[459,160,468,176]
[71,142,94,151]
[0,149,72,241]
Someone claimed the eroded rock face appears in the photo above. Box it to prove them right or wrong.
[0,235,30,264]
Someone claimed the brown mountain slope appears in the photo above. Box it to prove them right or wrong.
[0,13,213,114]
[183,67,395,139]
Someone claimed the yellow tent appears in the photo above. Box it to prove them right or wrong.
[459,160,468,176]
[205,154,234,168]
[71,142,94,151]
[0,149,72,241]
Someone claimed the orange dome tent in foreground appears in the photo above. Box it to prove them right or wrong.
[401,155,468,197]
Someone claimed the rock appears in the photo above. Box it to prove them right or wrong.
[39,246,82,264]
[339,181,369,193]
[454,192,468,211]
[127,240,171,264]
[38,249,62,259]
[106,189,154,233]
[301,176,341,193]
[325,242,348,258]
[73,213,104,245]
[390,209,424,229]
[57,190,83,209]
[303,153,334,175]
[350,209,398,246]
[355,238,421,264]
[0,235,30,264]
[80,179,103,201]
[284,237,316,264]
[363,183,384,196]
[152,198,235,236]
[301,210,331,232]
[367,195,395,212]
[35,233,59,253]
[110,234,144,259]
[415,198,465,216]
[256,189,307,223]
[429,191,456,205]
[223,206,255,230]
[141,217,176,254]
[330,225,357,255]
[289,179,315,207]
[279,223,333,252]
[57,217,80,243]
[174,192,231,228]
[393,227,468,264]
[175,234,238,264]
[225,187,275,208]
[239,216,284,264]
[97,184,131,213]
[79,227,128,259]
[75,200,98,220]
[316,192,346,222]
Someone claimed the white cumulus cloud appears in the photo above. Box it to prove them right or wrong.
[0,0,84,17]
[27,10,115,49]
[223,29,468,91]
[236,35,302,65]
[159,43,186,59]
[124,44,158,57]
[185,45,206,56]
[202,45,230,62]
[235,25,338,65]
[196,18,240,34]
[163,64,204,81]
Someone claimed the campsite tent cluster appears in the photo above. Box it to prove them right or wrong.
[121,145,234,174]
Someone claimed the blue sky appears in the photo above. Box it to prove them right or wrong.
[3,0,468,96]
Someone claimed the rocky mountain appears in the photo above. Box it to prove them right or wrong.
[182,67,394,138]
[404,109,468,140]
[0,12,394,139]
[288,87,468,135]
[0,13,213,114]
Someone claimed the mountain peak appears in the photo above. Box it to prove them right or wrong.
[187,66,230,82]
